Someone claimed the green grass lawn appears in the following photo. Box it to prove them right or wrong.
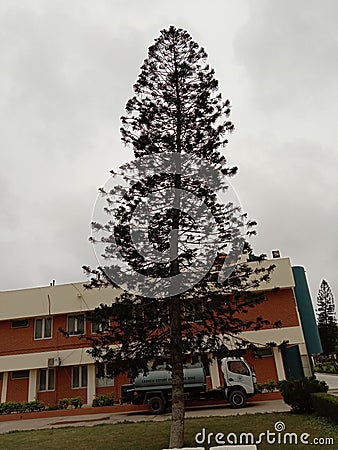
[1,413,336,450]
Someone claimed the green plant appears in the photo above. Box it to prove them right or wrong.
[45,404,59,411]
[279,376,328,413]
[58,398,69,409]
[92,393,114,407]
[70,397,83,408]
[0,400,45,414]
[311,392,338,424]
[314,360,338,374]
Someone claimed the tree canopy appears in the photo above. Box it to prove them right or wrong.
[316,279,337,355]
[84,26,276,448]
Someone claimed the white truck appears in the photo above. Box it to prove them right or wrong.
[121,357,257,414]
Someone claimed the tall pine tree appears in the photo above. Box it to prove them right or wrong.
[316,280,337,355]
[85,26,276,448]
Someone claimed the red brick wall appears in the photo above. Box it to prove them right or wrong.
[0,315,92,357]
[7,374,29,402]
[244,349,278,383]
[36,366,87,406]
[241,288,299,330]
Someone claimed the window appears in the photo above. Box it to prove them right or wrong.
[91,318,110,334]
[67,314,85,335]
[72,365,88,388]
[11,319,29,328]
[184,300,203,322]
[96,362,114,387]
[34,317,52,339]
[39,369,55,391]
[227,361,250,376]
[11,370,29,380]
[254,347,273,358]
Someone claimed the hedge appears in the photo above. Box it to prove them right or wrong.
[311,392,338,424]
[279,377,328,413]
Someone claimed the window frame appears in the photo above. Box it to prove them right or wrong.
[184,300,204,323]
[254,347,273,358]
[38,368,55,391]
[34,317,53,340]
[11,319,29,329]
[96,362,114,387]
[72,365,88,389]
[67,314,85,336]
[91,318,110,334]
[11,370,29,380]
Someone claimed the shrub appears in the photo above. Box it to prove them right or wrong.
[92,393,114,407]
[314,361,338,374]
[311,392,338,424]
[279,377,328,413]
[58,398,69,409]
[70,397,83,408]
[25,401,45,412]
[0,400,45,414]
[256,380,279,393]
[45,404,59,411]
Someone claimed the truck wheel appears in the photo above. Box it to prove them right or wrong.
[229,390,246,408]
[148,396,165,414]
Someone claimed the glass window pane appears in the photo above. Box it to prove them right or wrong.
[35,319,42,339]
[48,369,55,390]
[81,366,87,387]
[39,369,46,391]
[68,316,75,334]
[77,315,84,334]
[72,366,79,388]
[45,318,52,338]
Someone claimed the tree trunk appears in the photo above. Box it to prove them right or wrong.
[169,295,185,448]
[169,40,185,449]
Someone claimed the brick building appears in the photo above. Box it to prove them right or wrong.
[0,255,322,406]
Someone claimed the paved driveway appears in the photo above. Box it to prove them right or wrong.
[315,372,338,394]
[0,400,290,435]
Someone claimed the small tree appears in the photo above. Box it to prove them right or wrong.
[316,280,338,355]
[85,26,276,448]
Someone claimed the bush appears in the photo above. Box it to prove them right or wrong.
[256,380,279,393]
[314,360,338,374]
[311,392,338,424]
[45,404,59,411]
[58,398,69,409]
[279,377,328,413]
[0,400,45,414]
[92,393,114,407]
[70,397,83,408]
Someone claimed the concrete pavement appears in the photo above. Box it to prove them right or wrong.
[0,400,290,435]
[314,372,338,393]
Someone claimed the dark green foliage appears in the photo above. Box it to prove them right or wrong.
[70,397,83,408]
[279,377,328,413]
[311,392,338,424]
[0,400,45,414]
[314,358,338,374]
[85,26,277,377]
[58,398,69,409]
[92,392,115,407]
[84,25,276,448]
[316,280,338,355]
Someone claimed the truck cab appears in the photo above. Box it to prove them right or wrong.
[221,357,256,407]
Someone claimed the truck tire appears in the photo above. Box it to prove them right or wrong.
[228,390,247,408]
[148,396,165,414]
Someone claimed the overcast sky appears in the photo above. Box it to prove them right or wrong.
[1,0,337,310]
